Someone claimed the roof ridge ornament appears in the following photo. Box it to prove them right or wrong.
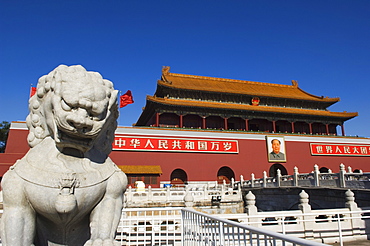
[161,66,172,84]
[291,80,298,87]
[162,66,170,75]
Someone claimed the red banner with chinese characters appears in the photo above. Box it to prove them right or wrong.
[310,143,370,156]
[113,136,239,153]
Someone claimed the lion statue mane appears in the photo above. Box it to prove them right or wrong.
[0,65,127,246]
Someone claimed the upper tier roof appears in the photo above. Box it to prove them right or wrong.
[159,66,340,103]
[146,95,358,120]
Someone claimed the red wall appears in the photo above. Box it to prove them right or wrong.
[110,136,369,182]
[4,129,29,154]
[1,125,369,182]
[0,129,29,174]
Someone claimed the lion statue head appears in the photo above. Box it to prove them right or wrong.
[26,65,118,156]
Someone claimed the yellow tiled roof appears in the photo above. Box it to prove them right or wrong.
[160,66,339,102]
[117,165,162,174]
[147,96,358,118]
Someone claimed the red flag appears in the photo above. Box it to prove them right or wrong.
[30,87,37,98]
[120,90,134,108]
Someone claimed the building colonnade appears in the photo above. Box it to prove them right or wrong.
[152,112,345,136]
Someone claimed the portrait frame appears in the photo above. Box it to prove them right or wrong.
[266,136,287,162]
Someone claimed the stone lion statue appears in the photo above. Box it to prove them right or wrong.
[0,65,127,246]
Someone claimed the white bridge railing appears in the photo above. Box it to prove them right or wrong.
[0,207,368,245]
[116,207,370,245]
[181,208,328,246]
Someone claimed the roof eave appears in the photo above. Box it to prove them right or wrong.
[146,96,358,120]
[157,77,339,103]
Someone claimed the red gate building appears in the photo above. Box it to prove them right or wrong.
[1,67,368,188]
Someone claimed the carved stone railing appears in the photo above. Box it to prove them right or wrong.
[236,164,370,189]
[124,183,242,208]
[1,189,368,245]
[215,189,369,244]
[116,189,369,245]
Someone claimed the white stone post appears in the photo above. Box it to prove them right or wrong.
[276,169,281,187]
[293,166,299,187]
[148,185,152,201]
[166,185,171,202]
[298,190,311,212]
[339,163,346,188]
[345,189,358,210]
[313,164,320,187]
[245,191,259,225]
[263,171,267,188]
[240,175,244,185]
[345,189,362,236]
[348,166,352,173]
[184,189,194,207]
[251,173,255,188]
[298,190,314,239]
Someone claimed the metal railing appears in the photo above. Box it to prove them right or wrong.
[181,208,328,246]
[210,209,370,246]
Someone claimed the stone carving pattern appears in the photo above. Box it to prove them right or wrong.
[0,65,127,246]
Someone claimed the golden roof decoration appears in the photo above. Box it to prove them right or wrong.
[159,67,339,102]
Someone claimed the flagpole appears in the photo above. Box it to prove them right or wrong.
[117,90,134,126]
[118,90,122,122]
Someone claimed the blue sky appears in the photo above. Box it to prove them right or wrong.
[1,1,369,137]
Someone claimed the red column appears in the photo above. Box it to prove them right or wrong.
[341,124,345,136]
[325,124,329,135]
[272,121,276,133]
[291,122,295,133]
[309,123,313,134]
[155,112,160,127]
[179,114,183,128]
[202,116,206,129]
[245,119,249,131]
[224,117,228,130]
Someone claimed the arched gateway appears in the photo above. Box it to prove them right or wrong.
[269,164,288,177]
[170,169,188,186]
[217,166,235,184]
